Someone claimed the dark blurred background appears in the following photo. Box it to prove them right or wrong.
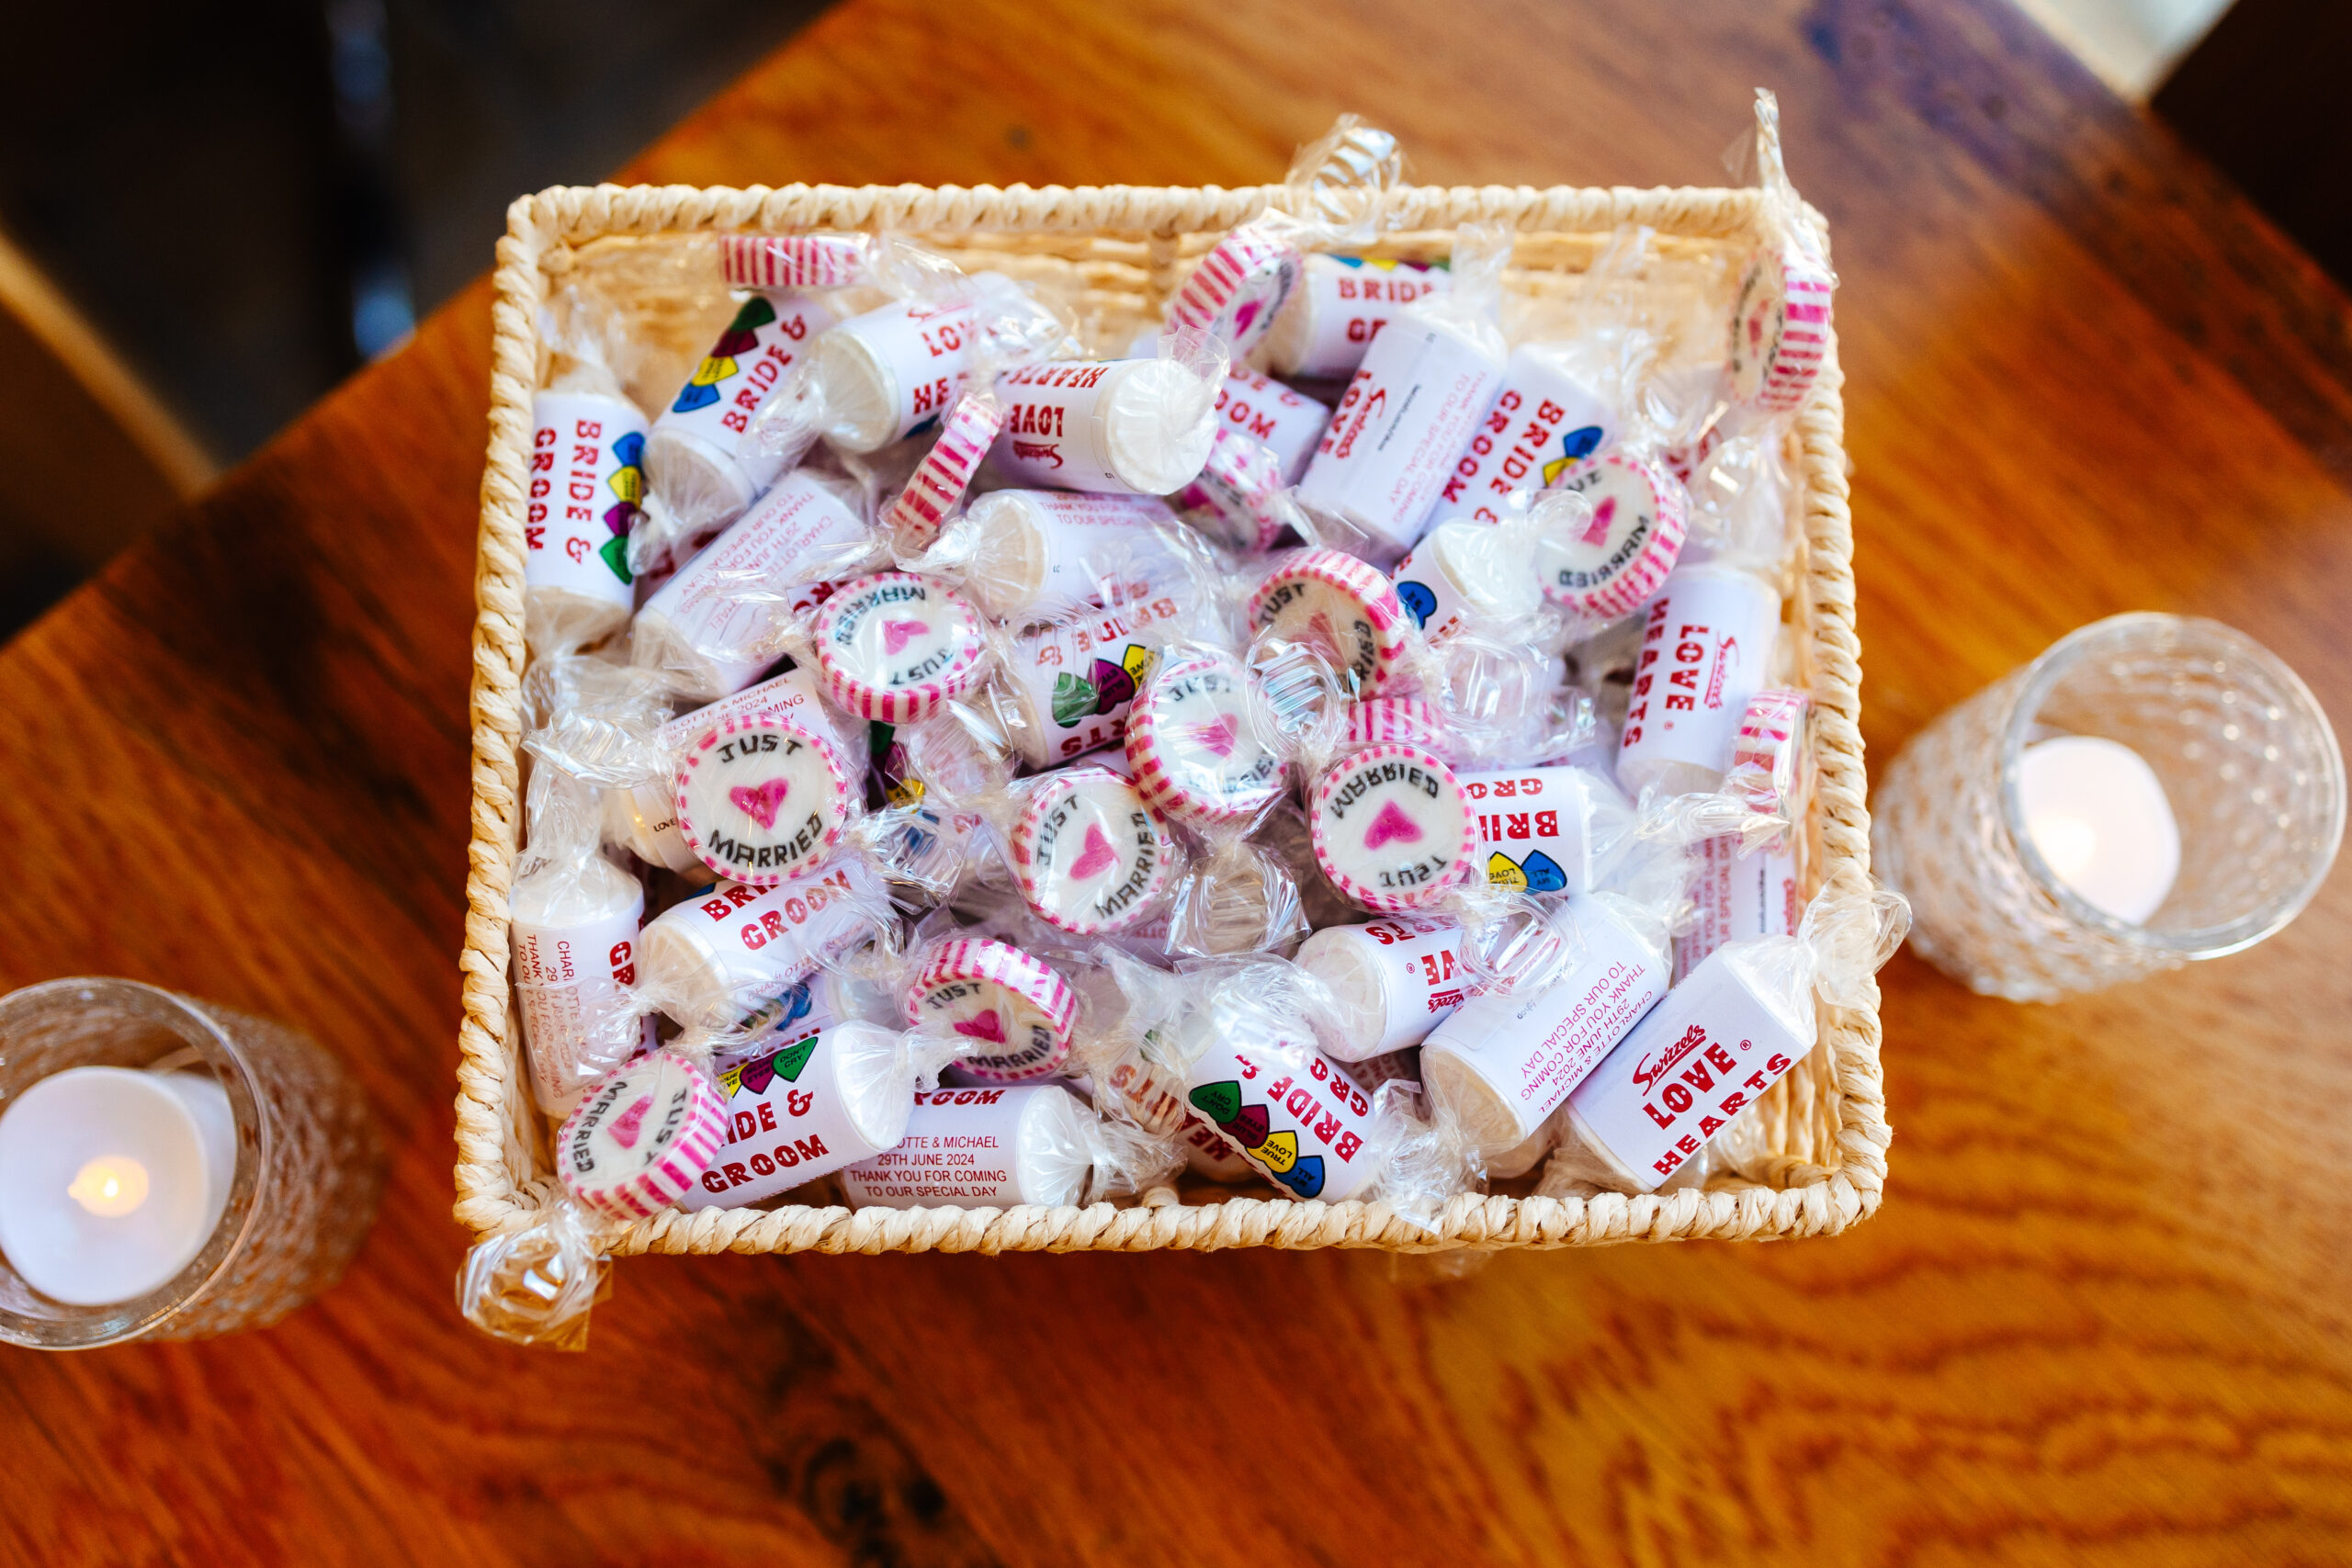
[0,0,2339,637]
[0,0,825,628]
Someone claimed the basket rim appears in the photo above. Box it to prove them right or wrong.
[454,179,1879,1256]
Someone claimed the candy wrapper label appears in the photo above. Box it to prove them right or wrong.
[528,391,645,605]
[1437,349,1610,525]
[1181,1039,1383,1201]
[1677,837,1800,976]
[1566,953,1807,1190]
[1265,254,1453,379]
[681,1022,906,1208]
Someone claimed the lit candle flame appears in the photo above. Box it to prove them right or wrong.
[67,1156,150,1217]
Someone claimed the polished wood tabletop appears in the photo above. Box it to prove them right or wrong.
[5,0,2348,1562]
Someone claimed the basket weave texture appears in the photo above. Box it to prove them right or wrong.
[454,180,1877,1257]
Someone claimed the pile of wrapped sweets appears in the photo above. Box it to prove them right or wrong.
[502,106,1907,1239]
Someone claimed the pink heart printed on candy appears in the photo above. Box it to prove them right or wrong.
[1361,799,1424,851]
[728,777,792,830]
[811,570,988,724]
[1308,741,1476,914]
[554,1049,730,1222]
[1009,765,1176,937]
[1184,713,1239,758]
[1125,651,1283,824]
[903,938,1080,1083]
[1069,823,1120,880]
[607,1095,652,1150]
[952,1010,1008,1045]
[673,712,853,889]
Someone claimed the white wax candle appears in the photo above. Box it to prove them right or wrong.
[2018,734,2180,925]
[0,1067,235,1305]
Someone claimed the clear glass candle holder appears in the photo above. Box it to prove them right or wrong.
[0,980,384,1348]
[1872,615,2345,1001]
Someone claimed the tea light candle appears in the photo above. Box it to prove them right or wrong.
[0,1067,235,1305]
[2018,735,2180,924]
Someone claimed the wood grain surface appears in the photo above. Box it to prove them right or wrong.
[5,1,2350,1563]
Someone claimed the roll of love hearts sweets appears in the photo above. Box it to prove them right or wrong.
[650,291,838,532]
[1561,940,1810,1192]
[1389,520,1544,641]
[1309,743,1476,913]
[1677,835,1800,976]
[630,468,871,700]
[1561,884,1907,1191]
[1009,765,1178,936]
[673,714,854,888]
[718,233,869,291]
[1261,254,1453,379]
[1342,695,1455,761]
[998,580,1189,769]
[1177,1023,1390,1202]
[1534,453,1690,620]
[556,1049,730,1220]
[808,294,988,452]
[880,396,1003,551]
[1615,562,1782,798]
[510,850,651,1116]
[1295,913,1480,1058]
[1246,547,1411,697]
[1124,651,1285,824]
[639,858,887,1027]
[605,667,854,875]
[1726,243,1834,412]
[1434,344,1613,525]
[811,572,989,722]
[956,489,1181,625]
[1419,893,1668,1162]
[1193,368,1331,483]
[988,359,1219,496]
[526,391,647,653]
[902,938,1079,1083]
[680,1021,920,1209]
[1726,687,1810,818]
[839,1085,1099,1209]
[1296,305,1506,565]
[1164,224,1303,355]
[1459,764,1631,897]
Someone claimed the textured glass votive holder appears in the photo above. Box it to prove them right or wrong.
[1872,615,2344,1001]
[0,980,384,1348]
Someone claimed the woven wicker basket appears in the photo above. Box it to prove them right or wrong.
[454,178,1877,1258]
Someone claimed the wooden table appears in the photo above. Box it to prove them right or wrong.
[6,1,2348,1562]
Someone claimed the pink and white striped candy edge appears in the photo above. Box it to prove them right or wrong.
[1244,547,1409,693]
[555,1050,730,1221]
[1007,767,1174,937]
[1167,226,1300,351]
[1308,741,1476,915]
[1343,695,1453,761]
[673,713,853,890]
[884,400,1006,549]
[904,938,1080,1082]
[1125,654,1282,825]
[1731,687,1811,810]
[811,572,988,724]
[1561,454,1692,621]
[1747,245,1834,413]
[719,233,866,291]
